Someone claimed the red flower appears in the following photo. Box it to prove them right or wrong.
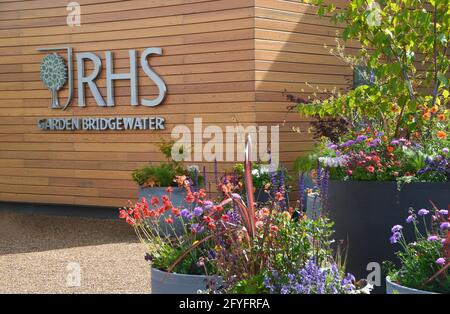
[208,222,216,230]
[164,201,173,212]
[165,216,174,224]
[125,216,134,226]
[275,192,284,201]
[270,225,279,232]
[221,214,229,222]
[119,209,128,219]
[203,215,212,223]
[212,205,223,213]
[133,210,141,220]
[162,195,169,203]
[172,207,181,217]
[185,193,195,203]
[198,189,206,198]
[166,187,173,193]
[366,165,375,173]
[151,197,159,207]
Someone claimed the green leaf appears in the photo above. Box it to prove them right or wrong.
[437,72,449,87]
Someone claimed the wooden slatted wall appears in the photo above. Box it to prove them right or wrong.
[0,0,257,207]
[0,0,352,208]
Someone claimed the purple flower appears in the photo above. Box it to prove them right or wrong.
[391,225,403,233]
[180,208,192,219]
[390,232,401,244]
[406,215,415,223]
[327,143,338,150]
[427,235,439,242]
[341,140,356,148]
[438,209,448,216]
[443,148,449,154]
[368,138,381,147]
[440,222,450,230]
[418,209,429,216]
[355,135,367,143]
[391,139,400,145]
[190,223,204,234]
[193,206,203,217]
[436,258,446,266]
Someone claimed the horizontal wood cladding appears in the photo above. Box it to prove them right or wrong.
[254,0,351,166]
[0,0,349,208]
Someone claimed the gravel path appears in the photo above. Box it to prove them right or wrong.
[0,212,150,294]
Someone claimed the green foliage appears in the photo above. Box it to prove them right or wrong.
[302,0,450,143]
[132,163,179,187]
[230,275,269,294]
[232,163,291,189]
[152,241,216,275]
[131,138,187,187]
[294,150,320,173]
[385,206,450,293]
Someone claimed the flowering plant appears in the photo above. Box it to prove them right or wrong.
[312,128,449,182]
[132,139,203,187]
[119,187,219,275]
[385,203,450,293]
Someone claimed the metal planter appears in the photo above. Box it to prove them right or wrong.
[386,276,436,294]
[328,180,450,293]
[151,268,222,294]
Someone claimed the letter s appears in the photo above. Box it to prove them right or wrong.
[140,48,167,107]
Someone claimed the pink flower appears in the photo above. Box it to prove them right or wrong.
[436,258,446,266]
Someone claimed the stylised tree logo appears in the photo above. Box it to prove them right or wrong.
[40,53,68,109]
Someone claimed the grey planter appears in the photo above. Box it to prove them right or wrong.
[151,268,222,294]
[138,186,187,235]
[328,180,450,293]
[386,276,436,294]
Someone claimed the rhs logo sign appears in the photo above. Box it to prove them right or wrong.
[36,47,167,131]
[37,47,167,110]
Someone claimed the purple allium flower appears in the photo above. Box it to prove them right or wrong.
[438,209,449,216]
[193,206,203,217]
[427,235,439,242]
[391,225,403,233]
[406,215,415,223]
[443,148,449,154]
[436,258,446,266]
[418,209,429,216]
[440,222,450,230]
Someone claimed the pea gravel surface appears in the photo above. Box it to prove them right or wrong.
[0,212,150,294]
